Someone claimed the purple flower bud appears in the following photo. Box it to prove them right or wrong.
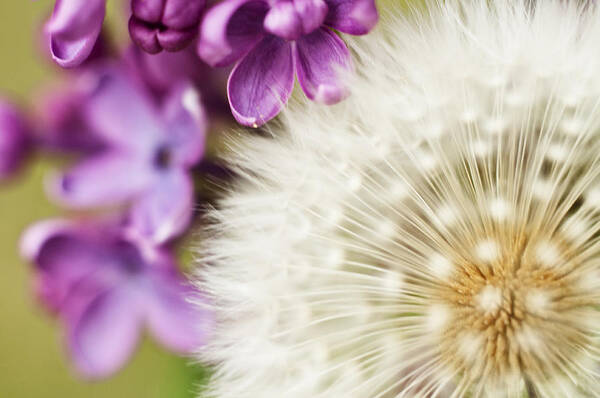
[129,0,206,54]
[46,0,106,68]
[0,101,31,179]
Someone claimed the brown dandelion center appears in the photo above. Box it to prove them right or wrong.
[434,230,595,383]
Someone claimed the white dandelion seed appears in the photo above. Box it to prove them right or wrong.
[195,1,600,397]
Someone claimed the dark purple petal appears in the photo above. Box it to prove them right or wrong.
[324,0,378,35]
[156,28,197,52]
[294,28,352,104]
[145,270,211,353]
[263,2,302,40]
[131,0,165,23]
[197,0,268,67]
[67,288,142,379]
[162,0,206,29]
[0,101,30,179]
[21,220,93,312]
[47,0,106,67]
[162,84,206,167]
[128,170,193,244]
[294,0,328,34]
[228,36,294,126]
[128,17,163,54]
[83,69,162,153]
[52,151,153,207]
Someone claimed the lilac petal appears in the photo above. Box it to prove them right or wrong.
[125,45,217,96]
[197,0,268,67]
[67,288,142,379]
[263,2,302,40]
[162,0,206,29]
[128,17,162,54]
[228,36,294,126]
[324,0,378,35]
[145,270,211,353]
[33,85,105,153]
[83,69,162,152]
[0,101,30,179]
[294,28,352,104]
[20,220,94,312]
[157,28,197,52]
[129,171,193,244]
[294,0,328,34]
[52,151,153,208]
[47,0,106,67]
[131,0,165,23]
[162,84,207,167]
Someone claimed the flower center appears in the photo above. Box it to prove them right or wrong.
[433,227,595,387]
[154,145,172,169]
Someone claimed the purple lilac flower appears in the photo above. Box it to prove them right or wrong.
[33,82,106,153]
[50,68,207,244]
[197,0,378,126]
[124,45,229,114]
[0,100,31,179]
[129,0,206,54]
[21,219,211,379]
[46,0,107,67]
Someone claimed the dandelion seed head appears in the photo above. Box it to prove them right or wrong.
[196,1,600,397]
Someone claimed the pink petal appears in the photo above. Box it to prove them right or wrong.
[67,288,142,379]
[294,28,352,104]
[324,0,378,35]
[128,171,194,244]
[228,36,295,126]
[47,0,106,67]
[197,0,268,67]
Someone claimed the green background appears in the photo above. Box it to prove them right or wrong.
[0,1,202,397]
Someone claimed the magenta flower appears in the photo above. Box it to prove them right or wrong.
[21,219,211,379]
[129,0,206,54]
[50,68,207,244]
[197,0,378,126]
[46,0,107,67]
[0,100,31,179]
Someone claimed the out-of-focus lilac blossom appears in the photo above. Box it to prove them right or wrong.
[0,100,31,179]
[129,0,206,54]
[50,68,206,244]
[197,0,378,126]
[124,45,229,115]
[46,0,107,67]
[33,82,106,154]
[21,219,211,379]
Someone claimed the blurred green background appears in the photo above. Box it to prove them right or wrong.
[0,1,203,397]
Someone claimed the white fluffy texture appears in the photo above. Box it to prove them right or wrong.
[196,1,600,397]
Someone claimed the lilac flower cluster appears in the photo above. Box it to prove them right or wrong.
[46,0,378,126]
[3,44,218,379]
[0,0,379,383]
